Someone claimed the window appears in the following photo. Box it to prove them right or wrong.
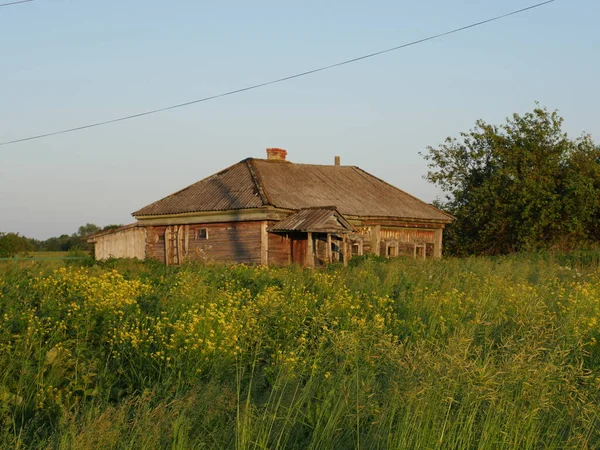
[384,241,399,258]
[197,228,208,240]
[352,242,363,256]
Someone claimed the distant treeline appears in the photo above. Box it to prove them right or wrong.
[0,223,121,257]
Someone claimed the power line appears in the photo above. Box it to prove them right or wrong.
[0,0,556,147]
[0,0,33,7]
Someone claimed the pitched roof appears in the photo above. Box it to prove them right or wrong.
[269,207,354,233]
[133,160,263,217]
[133,158,453,222]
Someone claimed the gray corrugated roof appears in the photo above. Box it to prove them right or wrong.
[133,158,453,222]
[253,160,452,221]
[133,161,263,216]
[269,207,354,233]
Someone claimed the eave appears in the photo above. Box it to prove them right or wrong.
[134,206,291,226]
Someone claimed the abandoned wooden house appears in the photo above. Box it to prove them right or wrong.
[89,148,454,266]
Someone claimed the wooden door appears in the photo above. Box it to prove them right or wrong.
[291,236,307,265]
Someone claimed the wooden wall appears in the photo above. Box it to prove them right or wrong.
[380,228,435,243]
[93,227,146,260]
[138,218,445,265]
[267,227,291,266]
[356,224,442,258]
[145,226,167,262]
[145,221,262,264]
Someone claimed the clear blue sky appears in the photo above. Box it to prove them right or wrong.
[1,0,598,239]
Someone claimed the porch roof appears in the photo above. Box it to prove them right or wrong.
[269,207,354,234]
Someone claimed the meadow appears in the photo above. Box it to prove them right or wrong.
[1,253,600,449]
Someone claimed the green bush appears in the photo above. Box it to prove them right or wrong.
[0,232,34,258]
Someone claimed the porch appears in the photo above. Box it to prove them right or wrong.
[268,207,355,267]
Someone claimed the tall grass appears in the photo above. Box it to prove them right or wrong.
[1,254,599,449]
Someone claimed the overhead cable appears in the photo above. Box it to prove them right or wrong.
[0,0,556,147]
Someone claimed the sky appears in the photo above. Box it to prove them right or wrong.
[1,0,598,240]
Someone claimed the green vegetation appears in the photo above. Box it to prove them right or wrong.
[0,223,123,256]
[1,255,600,449]
[423,105,600,255]
[0,233,34,257]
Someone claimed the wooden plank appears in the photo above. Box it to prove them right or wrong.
[260,221,268,265]
[306,232,314,267]
[434,228,443,258]
[177,225,184,264]
[327,233,332,264]
[164,226,172,265]
[184,225,189,259]
[371,225,381,256]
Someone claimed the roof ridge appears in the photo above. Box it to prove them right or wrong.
[253,158,340,167]
[245,158,272,206]
[350,166,455,221]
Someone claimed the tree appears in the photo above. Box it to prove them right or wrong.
[422,106,600,255]
[102,224,123,231]
[77,223,101,238]
[0,232,34,257]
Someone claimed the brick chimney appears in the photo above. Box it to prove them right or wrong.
[266,148,287,161]
[334,156,341,166]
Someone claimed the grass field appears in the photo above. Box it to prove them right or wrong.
[1,253,600,449]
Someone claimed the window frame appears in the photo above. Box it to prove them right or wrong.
[197,228,209,240]
[352,241,363,256]
[386,241,399,258]
[414,243,426,259]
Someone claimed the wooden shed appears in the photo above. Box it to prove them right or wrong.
[88,223,146,260]
[90,148,454,265]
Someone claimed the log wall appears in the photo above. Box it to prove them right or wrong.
[267,227,291,266]
[145,226,167,262]
[145,221,262,264]
[138,217,445,265]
